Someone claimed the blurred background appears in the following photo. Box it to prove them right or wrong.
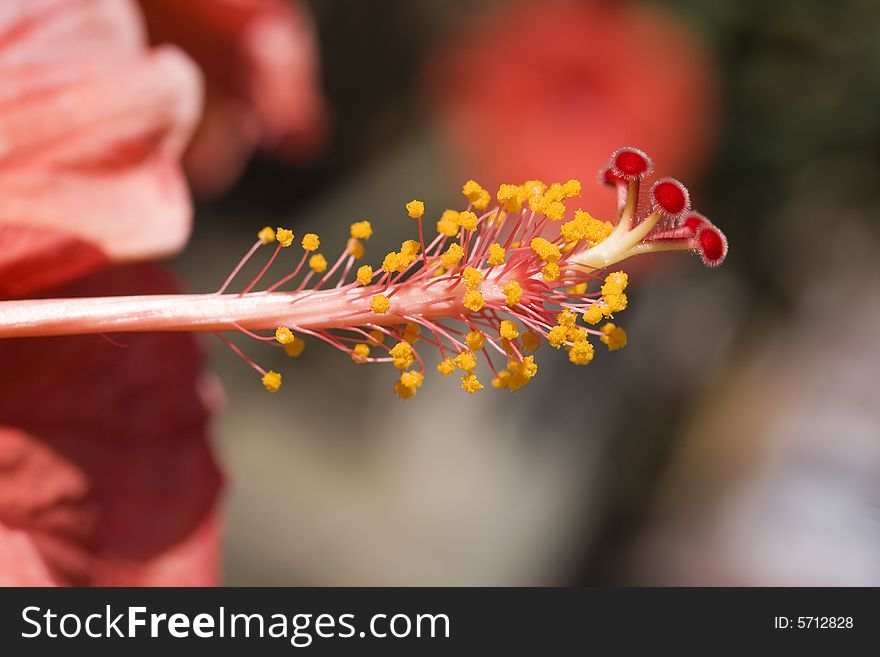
[165,0,880,585]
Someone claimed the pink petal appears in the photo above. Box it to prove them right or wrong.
[0,264,223,586]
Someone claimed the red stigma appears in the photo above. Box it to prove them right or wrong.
[697,225,728,267]
[610,147,653,180]
[682,211,707,236]
[651,178,690,218]
[598,165,625,186]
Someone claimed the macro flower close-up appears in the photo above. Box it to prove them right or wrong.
[1,0,878,625]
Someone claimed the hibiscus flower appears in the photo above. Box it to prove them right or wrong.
[0,0,222,585]
[138,0,329,197]
[425,0,718,220]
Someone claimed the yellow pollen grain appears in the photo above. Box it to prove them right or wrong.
[582,303,603,325]
[284,337,305,357]
[568,340,594,365]
[348,239,365,259]
[275,326,295,345]
[497,184,522,213]
[350,221,373,239]
[437,210,460,237]
[600,322,628,351]
[547,325,568,349]
[393,381,416,399]
[258,226,276,244]
[405,199,425,219]
[382,251,400,274]
[503,280,523,307]
[351,343,370,362]
[488,243,506,266]
[463,290,485,312]
[460,373,483,393]
[521,331,540,352]
[466,330,485,351]
[441,243,464,268]
[458,211,478,231]
[309,253,327,273]
[302,233,320,251]
[400,370,424,389]
[261,370,282,392]
[437,358,455,376]
[499,320,519,340]
[541,261,560,282]
[357,265,373,286]
[530,237,561,262]
[370,294,391,314]
[454,350,477,372]
[390,341,414,370]
[400,239,420,257]
[276,227,294,247]
[462,266,483,290]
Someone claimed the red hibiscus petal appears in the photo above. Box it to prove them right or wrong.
[0,0,202,296]
[0,264,223,586]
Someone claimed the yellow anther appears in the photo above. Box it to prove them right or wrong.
[499,320,519,340]
[507,356,538,391]
[568,340,595,365]
[437,209,460,237]
[460,373,483,393]
[602,292,628,314]
[302,233,320,251]
[440,243,464,268]
[463,290,485,312]
[348,239,365,259]
[462,180,490,211]
[357,265,373,286]
[403,322,421,344]
[547,325,568,349]
[284,337,306,357]
[542,201,566,222]
[600,322,628,351]
[309,253,327,273]
[567,326,587,343]
[258,226,276,244]
[351,343,370,362]
[393,381,416,399]
[458,211,478,231]
[497,183,522,213]
[437,358,455,376]
[462,266,483,290]
[382,251,401,274]
[454,350,477,372]
[582,303,603,325]
[261,370,282,392]
[503,280,523,307]
[350,221,373,240]
[400,239,420,257]
[562,179,582,198]
[492,370,511,389]
[466,330,485,351]
[602,271,629,295]
[557,309,577,327]
[567,282,588,295]
[390,341,415,370]
[488,243,506,266]
[276,227,294,247]
[370,294,391,314]
[400,370,424,389]
[405,199,425,219]
[530,237,561,262]
[521,330,540,352]
[541,261,560,282]
[368,329,385,344]
[275,326,295,345]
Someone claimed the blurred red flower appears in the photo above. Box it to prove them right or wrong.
[0,0,202,299]
[425,0,718,219]
[139,0,329,197]
[0,0,222,585]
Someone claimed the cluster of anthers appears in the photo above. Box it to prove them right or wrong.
[0,147,727,398]
[221,147,727,397]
